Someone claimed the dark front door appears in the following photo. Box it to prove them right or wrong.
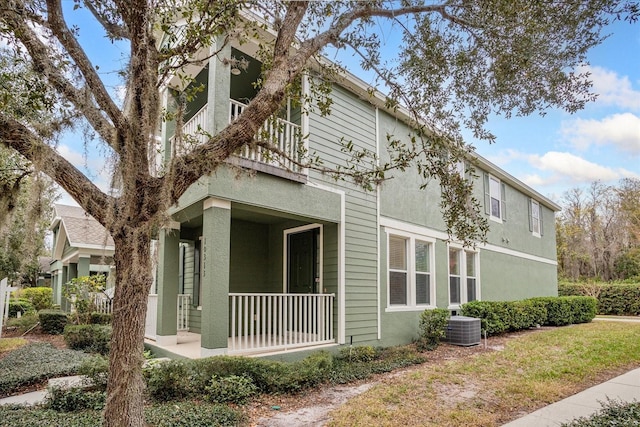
[287,228,319,294]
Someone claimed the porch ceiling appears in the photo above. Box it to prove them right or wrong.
[172,200,335,229]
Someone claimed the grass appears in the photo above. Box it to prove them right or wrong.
[0,338,27,355]
[328,322,640,427]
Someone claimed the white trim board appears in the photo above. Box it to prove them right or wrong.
[379,216,557,266]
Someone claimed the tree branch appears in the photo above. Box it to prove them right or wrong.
[0,4,116,146]
[0,112,113,225]
[83,0,130,40]
[46,0,127,134]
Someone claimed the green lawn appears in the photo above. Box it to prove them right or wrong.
[328,322,640,427]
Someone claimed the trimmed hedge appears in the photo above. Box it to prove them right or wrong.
[89,312,112,325]
[39,310,69,335]
[461,296,597,336]
[64,324,112,355]
[559,282,640,316]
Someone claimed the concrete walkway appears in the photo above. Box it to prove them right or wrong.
[0,375,84,406]
[502,367,640,426]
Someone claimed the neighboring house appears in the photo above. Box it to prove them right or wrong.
[49,204,115,308]
[36,256,52,288]
[146,28,561,358]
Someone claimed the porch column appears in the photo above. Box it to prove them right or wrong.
[77,257,90,277]
[207,36,231,136]
[61,266,69,311]
[156,221,181,346]
[201,197,231,357]
[68,263,78,281]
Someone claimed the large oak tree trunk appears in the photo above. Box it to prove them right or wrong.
[103,226,153,427]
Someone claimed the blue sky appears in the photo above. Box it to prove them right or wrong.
[470,18,640,202]
[56,7,639,206]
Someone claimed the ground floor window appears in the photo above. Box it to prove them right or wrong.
[448,247,479,307]
[388,233,435,308]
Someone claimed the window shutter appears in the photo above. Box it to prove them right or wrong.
[540,206,544,236]
[528,198,533,232]
[483,173,490,215]
[501,182,507,221]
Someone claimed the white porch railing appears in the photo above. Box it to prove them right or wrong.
[92,293,113,314]
[229,100,304,173]
[229,293,334,354]
[177,293,191,331]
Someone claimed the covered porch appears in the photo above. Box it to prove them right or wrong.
[147,196,341,357]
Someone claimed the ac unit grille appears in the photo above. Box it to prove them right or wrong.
[445,315,481,346]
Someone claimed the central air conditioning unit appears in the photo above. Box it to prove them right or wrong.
[445,315,481,346]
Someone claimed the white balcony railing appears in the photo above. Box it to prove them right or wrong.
[229,293,334,354]
[171,105,209,155]
[229,100,304,173]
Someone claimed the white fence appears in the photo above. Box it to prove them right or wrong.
[228,293,334,354]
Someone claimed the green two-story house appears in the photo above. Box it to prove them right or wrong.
[148,30,560,359]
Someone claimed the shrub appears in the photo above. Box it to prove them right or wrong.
[78,355,109,390]
[0,343,88,396]
[205,375,257,404]
[7,298,35,317]
[559,282,640,316]
[45,386,106,411]
[462,296,596,335]
[145,359,192,401]
[89,312,112,325]
[561,399,640,427]
[338,345,376,362]
[0,406,101,426]
[0,402,246,427]
[64,324,112,355]
[416,308,450,351]
[144,402,247,427]
[16,287,53,311]
[38,310,69,335]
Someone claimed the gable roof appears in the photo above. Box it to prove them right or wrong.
[51,204,115,250]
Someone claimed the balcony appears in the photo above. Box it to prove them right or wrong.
[172,100,306,180]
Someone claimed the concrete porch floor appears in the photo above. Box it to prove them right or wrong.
[145,331,202,359]
[144,331,337,359]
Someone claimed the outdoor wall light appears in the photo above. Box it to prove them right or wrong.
[224,55,249,75]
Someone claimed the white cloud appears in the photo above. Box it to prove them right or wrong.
[57,143,113,194]
[579,65,640,111]
[527,151,639,186]
[561,113,640,155]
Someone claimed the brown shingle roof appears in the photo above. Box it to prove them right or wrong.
[54,204,115,249]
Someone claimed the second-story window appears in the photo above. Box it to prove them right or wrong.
[529,199,543,237]
[484,173,506,222]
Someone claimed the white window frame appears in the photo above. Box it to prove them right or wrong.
[484,173,506,223]
[385,228,436,312]
[447,245,480,310]
[530,199,541,238]
[489,175,502,222]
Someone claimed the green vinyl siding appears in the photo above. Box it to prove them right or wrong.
[230,220,270,293]
[308,83,379,344]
